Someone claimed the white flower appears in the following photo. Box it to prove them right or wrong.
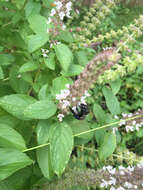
[132,120,136,125]
[106,165,113,171]
[100,179,109,188]
[109,168,116,174]
[128,113,133,117]
[117,187,125,190]
[57,114,64,122]
[66,2,72,10]
[133,185,137,189]
[112,127,118,134]
[42,53,48,57]
[122,113,127,117]
[84,90,90,97]
[108,177,116,185]
[127,166,134,172]
[110,187,116,190]
[72,97,76,102]
[66,11,72,18]
[119,166,125,170]
[66,84,70,88]
[47,17,52,24]
[62,100,70,109]
[114,115,119,119]
[72,106,77,113]
[50,8,56,16]
[124,182,133,188]
[59,11,65,20]
[80,96,86,104]
[125,125,134,132]
[119,121,126,126]
[55,1,62,10]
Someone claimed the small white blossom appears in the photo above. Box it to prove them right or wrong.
[112,127,118,134]
[117,187,125,190]
[47,17,52,24]
[114,115,119,119]
[132,120,136,125]
[57,113,64,122]
[59,11,65,20]
[119,121,126,126]
[62,100,70,109]
[84,90,90,97]
[50,8,56,16]
[66,84,70,88]
[124,182,133,188]
[72,97,76,102]
[80,96,86,104]
[100,179,109,188]
[108,177,116,185]
[127,166,134,172]
[109,168,116,175]
[72,106,77,113]
[125,125,134,132]
[128,113,133,117]
[122,113,128,117]
[110,187,116,190]
[134,185,137,189]
[55,1,62,10]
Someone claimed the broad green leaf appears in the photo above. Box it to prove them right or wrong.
[61,64,84,77]
[19,62,38,73]
[49,122,73,176]
[38,84,49,100]
[76,51,88,66]
[98,132,116,160]
[36,120,52,145]
[0,180,15,190]
[57,31,73,43]
[28,34,49,53]
[37,146,54,179]
[0,94,36,120]
[93,103,107,124]
[54,44,73,71]
[9,65,30,94]
[44,52,55,70]
[0,66,4,79]
[25,0,41,18]
[28,14,48,34]
[24,100,57,119]
[0,114,19,128]
[102,86,120,115]
[0,148,33,180]
[0,54,15,66]
[110,79,121,95]
[13,0,26,9]
[52,76,72,95]
[0,125,26,150]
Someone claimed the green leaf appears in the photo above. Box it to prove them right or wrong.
[110,79,121,95]
[13,0,26,9]
[28,34,49,53]
[54,44,73,71]
[19,61,38,73]
[25,0,41,18]
[24,100,57,119]
[0,54,15,66]
[52,76,72,95]
[36,120,52,145]
[93,103,107,124]
[38,84,49,100]
[98,132,116,160]
[102,86,120,115]
[0,94,36,120]
[61,64,84,77]
[28,14,48,34]
[0,66,4,79]
[0,125,26,150]
[44,52,55,70]
[76,51,88,66]
[57,31,73,43]
[37,146,54,179]
[49,122,73,176]
[0,148,33,181]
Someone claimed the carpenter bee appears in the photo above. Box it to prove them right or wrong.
[69,103,89,120]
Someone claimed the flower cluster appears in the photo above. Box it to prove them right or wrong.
[44,162,143,190]
[47,1,73,36]
[56,48,120,116]
[119,109,143,133]
[41,48,49,57]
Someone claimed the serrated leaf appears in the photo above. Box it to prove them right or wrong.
[37,146,54,179]
[44,52,55,70]
[93,103,107,124]
[36,120,52,145]
[0,94,36,120]
[98,132,116,160]
[54,44,73,71]
[28,34,49,53]
[19,62,38,73]
[0,125,26,150]
[110,79,121,95]
[102,86,120,115]
[0,148,33,180]
[49,122,73,176]
[61,64,84,77]
[28,14,48,34]
[24,100,57,119]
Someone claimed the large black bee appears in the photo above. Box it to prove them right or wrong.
[69,103,89,120]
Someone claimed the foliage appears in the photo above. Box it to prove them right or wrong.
[0,0,143,190]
